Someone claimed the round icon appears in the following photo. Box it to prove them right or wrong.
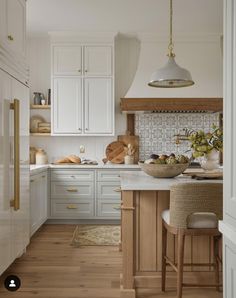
[4,275,21,292]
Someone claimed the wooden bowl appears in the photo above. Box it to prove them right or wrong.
[138,161,189,178]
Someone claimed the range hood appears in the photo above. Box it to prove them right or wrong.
[120,97,223,113]
[121,34,223,113]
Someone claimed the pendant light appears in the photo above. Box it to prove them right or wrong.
[148,0,194,88]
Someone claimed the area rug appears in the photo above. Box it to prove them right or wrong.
[71,225,120,246]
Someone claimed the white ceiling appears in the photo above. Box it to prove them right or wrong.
[27,0,223,36]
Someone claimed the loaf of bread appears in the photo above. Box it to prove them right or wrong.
[55,157,71,163]
[68,155,81,164]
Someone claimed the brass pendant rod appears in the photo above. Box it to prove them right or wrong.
[168,0,175,57]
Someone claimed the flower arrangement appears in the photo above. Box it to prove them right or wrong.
[186,125,223,158]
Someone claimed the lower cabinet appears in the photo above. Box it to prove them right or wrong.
[30,170,48,236]
[224,237,236,298]
[50,168,139,220]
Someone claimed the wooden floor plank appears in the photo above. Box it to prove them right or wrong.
[0,224,223,298]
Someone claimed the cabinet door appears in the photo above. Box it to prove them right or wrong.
[53,46,82,76]
[11,78,29,260]
[39,172,48,224]
[53,78,82,134]
[30,176,40,235]
[224,0,236,227]
[30,172,48,236]
[224,238,236,298]
[84,46,112,76]
[84,78,113,135]
[0,69,13,275]
[4,0,26,58]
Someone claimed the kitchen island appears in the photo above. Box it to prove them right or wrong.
[120,171,223,298]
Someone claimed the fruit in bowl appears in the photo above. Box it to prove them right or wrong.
[139,154,189,178]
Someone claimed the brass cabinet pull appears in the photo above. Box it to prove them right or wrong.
[41,175,46,178]
[30,179,34,183]
[10,99,20,211]
[67,204,78,209]
[114,187,122,193]
[121,206,135,211]
[66,188,78,192]
[7,35,14,41]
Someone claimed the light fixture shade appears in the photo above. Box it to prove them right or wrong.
[148,56,194,88]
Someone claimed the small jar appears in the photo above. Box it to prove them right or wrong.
[33,92,42,105]
[36,149,48,165]
[124,155,134,165]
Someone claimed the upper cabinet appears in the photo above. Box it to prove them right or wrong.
[52,77,82,134]
[5,0,26,58]
[53,46,82,76]
[84,46,112,76]
[84,78,113,134]
[0,0,28,85]
[50,33,115,136]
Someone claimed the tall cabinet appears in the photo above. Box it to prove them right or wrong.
[50,33,115,136]
[0,0,29,276]
[220,0,236,297]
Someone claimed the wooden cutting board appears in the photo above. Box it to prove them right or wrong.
[118,135,139,163]
[105,141,126,164]
[183,171,223,179]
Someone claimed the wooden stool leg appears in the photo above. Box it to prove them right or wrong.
[177,231,185,298]
[161,221,167,292]
[213,236,220,291]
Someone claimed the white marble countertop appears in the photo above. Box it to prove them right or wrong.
[30,162,140,174]
[120,171,223,191]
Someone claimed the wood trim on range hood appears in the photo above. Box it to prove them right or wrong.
[120,98,223,113]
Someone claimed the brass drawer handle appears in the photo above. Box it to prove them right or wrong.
[114,187,121,193]
[30,179,34,183]
[41,175,46,178]
[121,206,135,211]
[8,35,14,41]
[67,205,78,209]
[66,188,78,192]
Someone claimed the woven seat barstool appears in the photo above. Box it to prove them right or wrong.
[161,182,223,298]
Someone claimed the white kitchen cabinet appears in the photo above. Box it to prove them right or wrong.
[51,39,114,136]
[84,46,112,76]
[220,1,236,297]
[30,170,48,236]
[84,78,113,134]
[49,168,139,220]
[0,68,29,275]
[52,78,82,134]
[224,237,236,298]
[53,46,82,76]
[0,0,26,59]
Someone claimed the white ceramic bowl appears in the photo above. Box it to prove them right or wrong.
[138,161,189,178]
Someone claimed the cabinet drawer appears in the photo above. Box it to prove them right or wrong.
[51,201,94,218]
[51,170,94,182]
[97,200,121,218]
[51,182,94,199]
[97,170,121,182]
[97,182,121,200]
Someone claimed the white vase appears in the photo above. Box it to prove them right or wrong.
[198,149,220,171]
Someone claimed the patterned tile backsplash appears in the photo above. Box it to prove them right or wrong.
[135,113,220,160]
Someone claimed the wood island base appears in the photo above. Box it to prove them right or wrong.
[120,190,222,298]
